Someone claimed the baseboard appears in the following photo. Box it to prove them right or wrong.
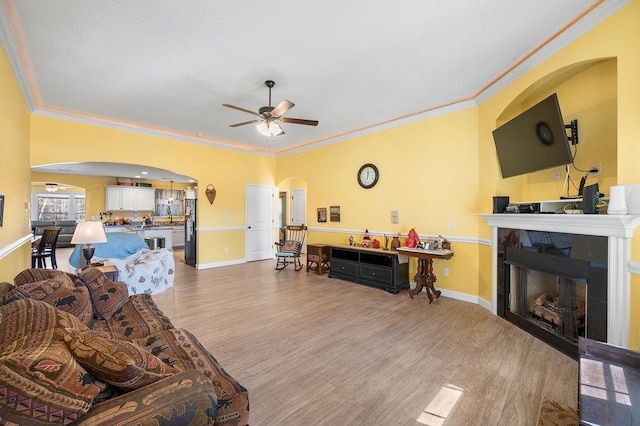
[197,258,246,270]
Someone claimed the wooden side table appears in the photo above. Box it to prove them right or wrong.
[396,247,454,303]
[307,244,330,275]
[94,264,119,281]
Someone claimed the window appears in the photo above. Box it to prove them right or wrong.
[32,193,85,221]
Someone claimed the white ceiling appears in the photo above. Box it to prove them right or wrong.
[0,0,627,156]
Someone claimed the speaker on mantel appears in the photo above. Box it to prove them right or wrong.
[582,183,599,214]
[493,196,510,214]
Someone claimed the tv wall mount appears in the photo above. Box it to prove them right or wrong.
[536,119,578,146]
[565,119,579,145]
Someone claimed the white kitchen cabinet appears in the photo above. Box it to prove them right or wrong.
[106,186,156,211]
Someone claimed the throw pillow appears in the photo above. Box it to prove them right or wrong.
[17,272,93,327]
[79,267,129,320]
[281,240,300,253]
[0,286,30,307]
[63,328,182,391]
[0,282,13,298]
[0,299,104,424]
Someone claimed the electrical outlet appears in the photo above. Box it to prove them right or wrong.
[591,162,602,176]
[443,268,449,277]
[224,247,229,253]
[553,170,562,181]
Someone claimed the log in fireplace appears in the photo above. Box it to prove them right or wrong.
[499,230,608,358]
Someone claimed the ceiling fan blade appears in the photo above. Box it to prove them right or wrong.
[281,117,319,126]
[223,104,260,117]
[271,100,294,117]
[229,119,260,127]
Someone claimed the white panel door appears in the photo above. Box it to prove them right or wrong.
[291,189,306,226]
[246,184,274,262]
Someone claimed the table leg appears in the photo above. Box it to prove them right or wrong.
[409,258,441,303]
[409,258,428,300]
[424,258,441,303]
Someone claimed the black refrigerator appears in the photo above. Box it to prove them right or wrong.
[185,197,197,267]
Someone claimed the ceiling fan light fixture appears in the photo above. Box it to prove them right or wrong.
[45,183,58,192]
[256,121,283,137]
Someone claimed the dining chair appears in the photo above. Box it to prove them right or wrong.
[31,227,61,269]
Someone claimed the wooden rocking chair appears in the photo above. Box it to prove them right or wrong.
[274,225,307,271]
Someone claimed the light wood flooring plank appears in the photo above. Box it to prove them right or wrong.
[56,248,578,425]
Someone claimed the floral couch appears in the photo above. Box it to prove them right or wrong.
[69,232,175,295]
[0,267,249,425]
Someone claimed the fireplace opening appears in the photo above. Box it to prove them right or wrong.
[498,229,607,359]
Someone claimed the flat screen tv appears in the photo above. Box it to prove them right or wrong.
[492,93,573,178]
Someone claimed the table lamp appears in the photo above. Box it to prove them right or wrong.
[71,221,108,268]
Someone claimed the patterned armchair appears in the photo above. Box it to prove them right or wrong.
[274,225,307,271]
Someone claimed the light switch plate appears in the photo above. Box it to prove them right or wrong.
[391,210,399,224]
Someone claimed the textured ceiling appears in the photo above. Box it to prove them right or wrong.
[0,0,627,157]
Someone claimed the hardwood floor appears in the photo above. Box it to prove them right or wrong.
[59,248,579,425]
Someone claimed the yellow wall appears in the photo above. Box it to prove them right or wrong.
[277,107,481,298]
[0,43,32,281]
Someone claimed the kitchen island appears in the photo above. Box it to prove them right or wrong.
[103,223,184,249]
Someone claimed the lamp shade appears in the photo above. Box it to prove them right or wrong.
[71,221,108,245]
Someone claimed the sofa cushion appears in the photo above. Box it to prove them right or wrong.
[14,268,77,286]
[63,328,182,391]
[134,328,250,426]
[0,299,105,425]
[79,267,129,320]
[93,293,174,340]
[16,271,93,327]
[71,369,219,426]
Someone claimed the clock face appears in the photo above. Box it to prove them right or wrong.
[357,163,379,188]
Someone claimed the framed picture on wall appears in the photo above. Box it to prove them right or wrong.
[330,206,340,222]
[0,194,4,227]
[317,207,327,223]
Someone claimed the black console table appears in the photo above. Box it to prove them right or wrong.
[329,245,409,294]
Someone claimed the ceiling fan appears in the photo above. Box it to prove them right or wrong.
[223,80,318,137]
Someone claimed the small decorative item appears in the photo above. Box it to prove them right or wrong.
[440,235,452,250]
[205,184,217,205]
[362,229,371,247]
[372,239,381,249]
[330,206,341,222]
[391,234,401,251]
[383,234,389,250]
[405,228,419,248]
[348,235,354,246]
[317,207,327,222]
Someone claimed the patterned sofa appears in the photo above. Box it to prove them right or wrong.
[0,268,249,425]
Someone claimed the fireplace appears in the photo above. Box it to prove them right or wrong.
[482,213,640,351]
[499,230,607,358]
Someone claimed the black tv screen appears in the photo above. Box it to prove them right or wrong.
[492,93,573,178]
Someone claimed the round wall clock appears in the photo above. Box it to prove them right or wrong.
[357,163,379,189]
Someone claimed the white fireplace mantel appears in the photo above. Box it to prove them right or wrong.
[481,213,640,348]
